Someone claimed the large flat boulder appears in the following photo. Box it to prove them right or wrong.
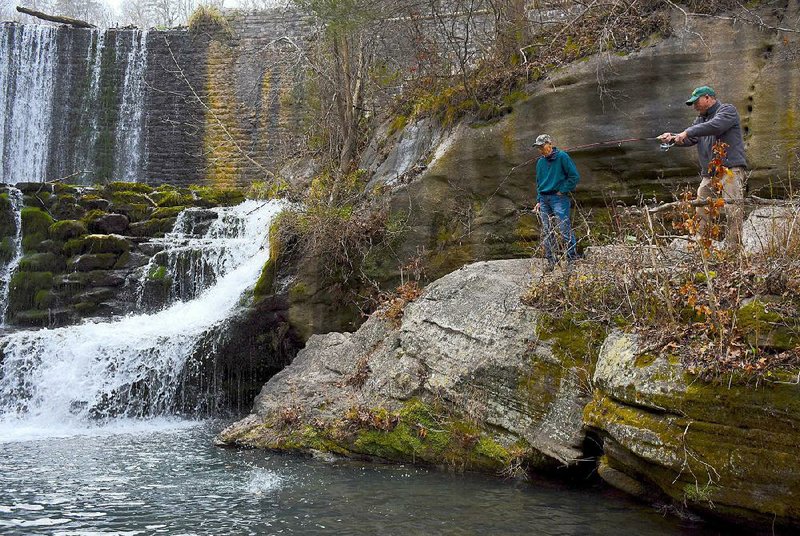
[218,258,592,471]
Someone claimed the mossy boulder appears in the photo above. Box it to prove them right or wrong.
[64,234,131,256]
[253,221,283,300]
[736,301,800,351]
[20,207,55,253]
[109,190,154,206]
[0,192,19,237]
[18,252,65,272]
[78,195,111,212]
[68,253,119,272]
[585,331,800,527]
[151,206,185,219]
[7,271,53,315]
[108,203,151,223]
[190,186,244,207]
[49,220,87,241]
[85,212,129,235]
[104,181,153,194]
[15,182,54,195]
[51,200,85,221]
[0,237,16,263]
[128,217,178,237]
[152,189,194,207]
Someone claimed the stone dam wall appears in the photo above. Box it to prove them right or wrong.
[0,9,317,187]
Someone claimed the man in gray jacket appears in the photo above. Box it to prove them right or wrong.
[658,86,748,246]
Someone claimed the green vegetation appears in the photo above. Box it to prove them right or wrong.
[21,207,55,253]
[188,4,233,37]
[49,220,87,241]
[237,399,534,474]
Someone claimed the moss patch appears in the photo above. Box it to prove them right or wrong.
[49,220,87,241]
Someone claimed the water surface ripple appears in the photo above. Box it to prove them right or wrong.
[0,422,731,535]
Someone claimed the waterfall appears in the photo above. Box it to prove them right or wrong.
[114,30,148,183]
[138,208,261,307]
[0,188,24,326]
[0,24,58,184]
[0,200,282,438]
[82,30,106,172]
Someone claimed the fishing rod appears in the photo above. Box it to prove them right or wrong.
[509,136,673,173]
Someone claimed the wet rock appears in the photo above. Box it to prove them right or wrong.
[89,213,129,235]
[68,253,119,272]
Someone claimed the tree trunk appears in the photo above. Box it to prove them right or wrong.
[16,6,96,28]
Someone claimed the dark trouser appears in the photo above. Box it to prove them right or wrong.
[538,193,578,263]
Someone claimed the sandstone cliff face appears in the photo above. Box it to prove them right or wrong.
[359,4,800,286]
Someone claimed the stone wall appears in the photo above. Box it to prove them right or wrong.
[1,3,573,187]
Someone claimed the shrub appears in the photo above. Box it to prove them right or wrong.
[188,5,233,37]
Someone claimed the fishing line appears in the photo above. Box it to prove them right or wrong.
[449,136,668,245]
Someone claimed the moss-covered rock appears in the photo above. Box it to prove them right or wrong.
[84,211,129,235]
[585,331,800,527]
[190,186,245,207]
[0,192,19,237]
[78,195,111,212]
[68,253,119,272]
[49,220,88,241]
[152,189,194,207]
[15,182,54,195]
[20,207,55,253]
[151,206,185,219]
[64,234,131,256]
[7,270,53,315]
[109,190,154,206]
[128,217,178,237]
[0,237,16,264]
[736,301,800,351]
[18,252,65,272]
[220,259,586,474]
[108,202,151,223]
[104,181,153,194]
[253,221,283,300]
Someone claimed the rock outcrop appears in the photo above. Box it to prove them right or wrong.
[353,3,800,284]
[223,249,800,530]
[585,331,800,525]
[219,258,593,471]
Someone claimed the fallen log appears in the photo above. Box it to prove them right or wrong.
[16,6,96,28]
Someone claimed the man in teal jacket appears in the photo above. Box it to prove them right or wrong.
[533,134,580,270]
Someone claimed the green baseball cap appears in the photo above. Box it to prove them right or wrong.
[686,86,716,105]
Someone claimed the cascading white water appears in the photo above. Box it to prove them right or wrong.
[138,208,262,306]
[84,30,106,161]
[0,188,24,326]
[0,24,58,184]
[114,30,148,182]
[0,200,282,439]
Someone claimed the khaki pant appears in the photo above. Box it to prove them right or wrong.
[696,166,747,246]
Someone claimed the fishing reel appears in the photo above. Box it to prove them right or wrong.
[659,141,675,152]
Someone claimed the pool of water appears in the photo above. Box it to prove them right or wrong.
[0,421,732,535]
